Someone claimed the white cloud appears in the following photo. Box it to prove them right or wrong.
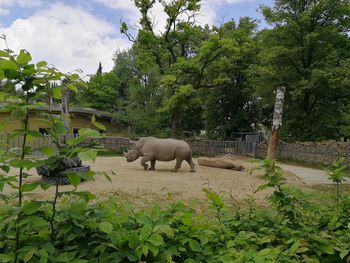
[0,3,131,76]
[92,0,249,32]
[92,0,137,12]
[0,0,42,15]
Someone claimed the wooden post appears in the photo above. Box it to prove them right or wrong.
[61,87,70,144]
[267,86,285,160]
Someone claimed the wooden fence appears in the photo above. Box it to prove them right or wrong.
[0,132,77,156]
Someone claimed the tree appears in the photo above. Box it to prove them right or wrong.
[121,0,207,137]
[78,72,122,112]
[267,86,285,160]
[113,49,167,135]
[96,62,103,75]
[252,0,350,141]
[200,18,261,139]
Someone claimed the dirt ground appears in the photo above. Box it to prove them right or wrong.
[20,156,303,206]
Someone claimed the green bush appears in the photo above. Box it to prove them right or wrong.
[1,186,349,262]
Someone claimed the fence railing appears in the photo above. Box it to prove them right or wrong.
[0,132,78,156]
[186,140,257,157]
[0,132,259,157]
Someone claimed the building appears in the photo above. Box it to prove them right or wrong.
[0,104,124,136]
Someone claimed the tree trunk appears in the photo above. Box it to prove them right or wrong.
[171,107,180,138]
[267,86,286,160]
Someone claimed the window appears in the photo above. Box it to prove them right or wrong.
[39,128,49,135]
[73,128,79,138]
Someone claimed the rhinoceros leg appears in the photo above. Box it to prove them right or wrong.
[171,158,183,172]
[149,160,156,170]
[186,158,196,173]
[141,156,153,170]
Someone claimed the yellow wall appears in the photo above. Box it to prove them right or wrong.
[0,112,123,135]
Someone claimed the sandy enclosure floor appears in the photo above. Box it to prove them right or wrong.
[12,156,303,205]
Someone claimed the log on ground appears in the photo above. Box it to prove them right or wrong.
[197,156,244,171]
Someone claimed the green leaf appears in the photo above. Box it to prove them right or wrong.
[66,128,100,146]
[22,64,35,76]
[142,246,149,257]
[0,70,5,80]
[340,249,349,259]
[0,165,10,173]
[78,149,97,162]
[148,233,164,247]
[321,245,335,255]
[188,239,201,252]
[219,254,234,263]
[36,61,47,68]
[66,83,78,92]
[68,73,80,81]
[140,224,153,241]
[289,240,300,254]
[146,243,159,256]
[23,249,36,263]
[10,159,34,169]
[257,248,272,257]
[20,183,40,192]
[31,216,49,228]
[0,253,14,262]
[76,191,96,202]
[22,201,42,215]
[17,50,32,65]
[67,173,81,187]
[99,221,113,234]
[153,224,174,238]
[91,115,106,131]
[0,50,10,58]
[40,146,56,157]
[4,68,21,79]
[52,86,62,99]
[0,59,19,70]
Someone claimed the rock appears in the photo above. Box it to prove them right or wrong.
[37,157,90,185]
[62,157,82,168]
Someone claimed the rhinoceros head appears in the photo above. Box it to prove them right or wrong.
[123,149,139,162]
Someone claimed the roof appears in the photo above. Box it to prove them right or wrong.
[0,103,114,119]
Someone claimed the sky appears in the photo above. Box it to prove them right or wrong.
[0,0,273,77]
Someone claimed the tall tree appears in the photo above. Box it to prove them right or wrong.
[200,18,260,139]
[77,72,122,112]
[252,0,350,141]
[121,0,207,137]
[96,62,103,75]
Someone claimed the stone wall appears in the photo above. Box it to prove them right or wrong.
[257,141,350,165]
[82,137,349,165]
[81,137,132,151]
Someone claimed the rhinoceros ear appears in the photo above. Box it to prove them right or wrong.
[129,140,136,144]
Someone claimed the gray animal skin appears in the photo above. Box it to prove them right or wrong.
[124,137,196,172]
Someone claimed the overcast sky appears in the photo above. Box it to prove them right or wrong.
[0,0,273,77]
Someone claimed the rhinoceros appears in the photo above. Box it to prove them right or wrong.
[124,137,196,172]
